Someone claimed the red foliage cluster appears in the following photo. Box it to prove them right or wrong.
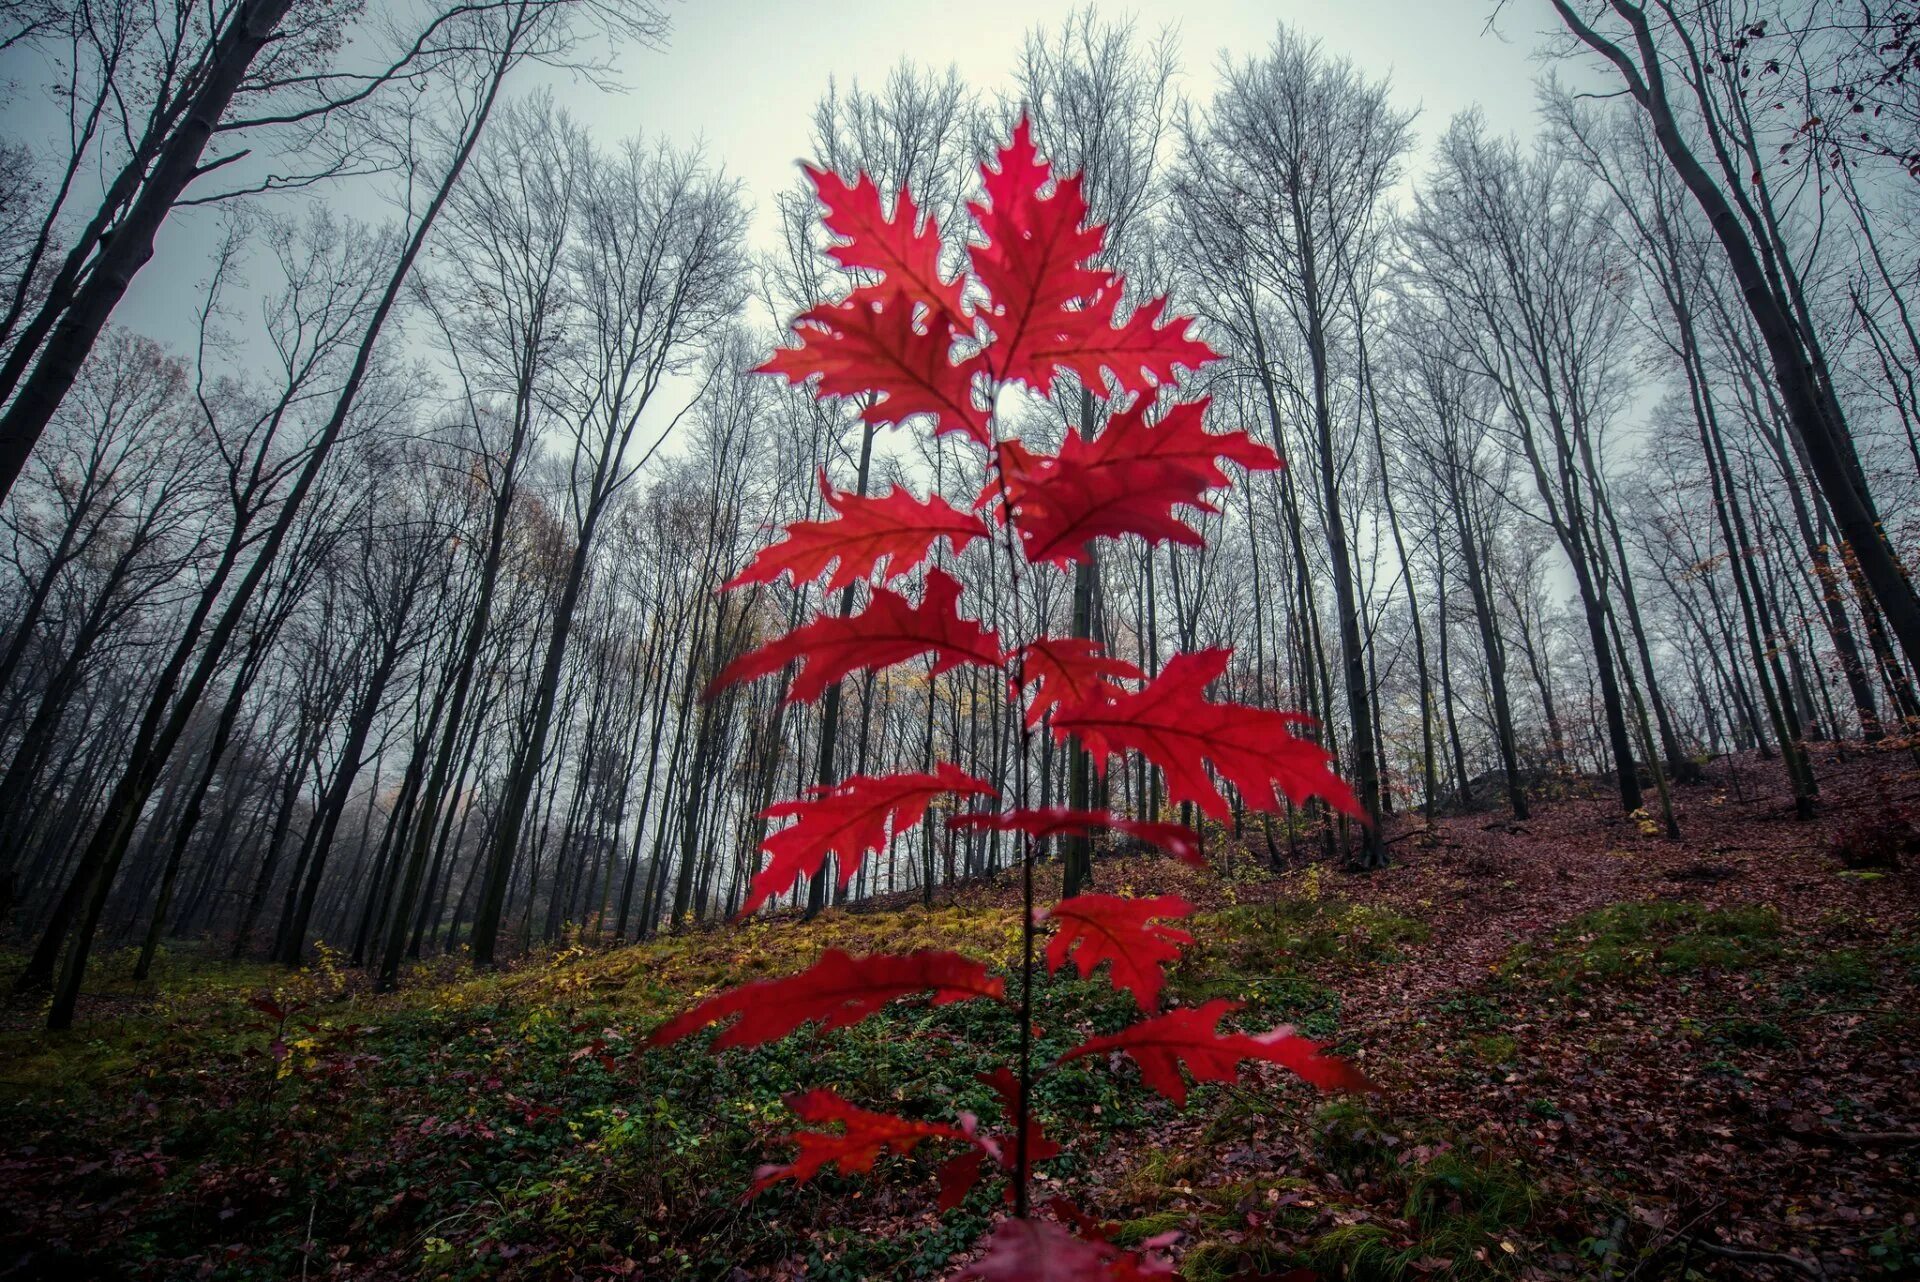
[655,118,1372,1277]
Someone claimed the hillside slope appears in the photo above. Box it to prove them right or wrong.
[3,748,1917,1280]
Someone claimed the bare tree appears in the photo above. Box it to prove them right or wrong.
[1178,27,1412,865]
[1538,0,1920,677]
[458,128,746,975]
[0,0,672,502]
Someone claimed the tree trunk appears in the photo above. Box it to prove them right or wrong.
[0,0,299,502]
[32,51,510,1029]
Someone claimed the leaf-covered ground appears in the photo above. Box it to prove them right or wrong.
[2,748,1917,1280]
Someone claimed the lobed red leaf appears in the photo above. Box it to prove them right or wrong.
[742,763,996,918]
[1025,289,1221,399]
[709,568,1001,706]
[648,949,1004,1051]
[1013,638,1141,729]
[1230,1026,1379,1094]
[726,471,986,593]
[1057,998,1373,1106]
[1042,894,1194,1011]
[807,166,968,329]
[759,289,992,446]
[985,398,1281,566]
[750,1088,969,1196]
[967,119,1111,390]
[1051,649,1360,821]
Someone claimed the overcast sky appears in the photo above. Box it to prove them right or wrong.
[88,0,1571,345]
[530,0,1557,252]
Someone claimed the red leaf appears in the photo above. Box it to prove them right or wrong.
[955,1216,1173,1281]
[938,1147,990,1211]
[1057,999,1372,1106]
[1111,820,1208,869]
[648,949,1004,1051]
[1051,649,1359,821]
[966,118,1215,396]
[726,472,986,594]
[1026,289,1221,399]
[247,994,289,1022]
[750,1089,968,1196]
[759,289,992,446]
[1014,638,1141,728]
[979,1064,1062,1165]
[742,763,997,918]
[1043,894,1194,1011]
[946,808,1204,869]
[807,166,968,329]
[709,568,1001,705]
[1056,1000,1250,1107]
[986,398,1281,566]
[968,118,1112,390]
[1093,397,1281,489]
[1231,1026,1379,1095]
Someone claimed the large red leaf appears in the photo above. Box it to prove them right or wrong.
[648,949,1004,1051]
[1080,397,1281,490]
[966,118,1216,397]
[1024,289,1220,400]
[750,1089,969,1196]
[990,434,1198,566]
[1050,649,1360,821]
[946,807,1204,869]
[759,289,992,446]
[1057,1002,1240,1107]
[1043,894,1194,1011]
[1231,1025,1380,1094]
[742,763,996,918]
[725,471,986,593]
[955,1216,1173,1281]
[986,398,1282,566]
[709,568,1001,705]
[1013,638,1141,728]
[1057,998,1373,1106]
[968,118,1111,390]
[807,166,968,329]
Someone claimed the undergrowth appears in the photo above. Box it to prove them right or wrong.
[1499,899,1780,993]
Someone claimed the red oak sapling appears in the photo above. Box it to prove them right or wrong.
[648,118,1373,1279]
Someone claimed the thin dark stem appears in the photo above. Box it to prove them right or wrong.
[1013,775,1035,1218]
[985,384,1038,1219]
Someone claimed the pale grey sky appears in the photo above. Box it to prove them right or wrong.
[97,1,1571,366]
[532,0,1553,254]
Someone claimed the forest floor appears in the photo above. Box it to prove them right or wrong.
[1,747,1917,1281]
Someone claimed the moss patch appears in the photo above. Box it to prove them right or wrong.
[1499,900,1780,993]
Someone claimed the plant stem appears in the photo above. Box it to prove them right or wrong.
[986,389,1037,1218]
